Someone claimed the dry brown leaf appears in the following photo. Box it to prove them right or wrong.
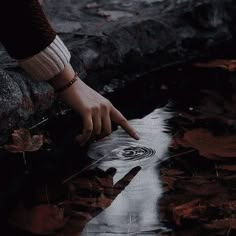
[175,178,226,196]
[217,164,236,172]
[4,128,44,153]
[171,199,207,226]
[194,59,236,71]
[204,218,236,230]
[161,175,176,193]
[161,168,185,176]
[174,129,236,160]
[9,204,67,235]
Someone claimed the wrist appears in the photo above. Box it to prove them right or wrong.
[48,63,76,90]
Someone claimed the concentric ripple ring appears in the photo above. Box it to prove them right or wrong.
[111,145,156,161]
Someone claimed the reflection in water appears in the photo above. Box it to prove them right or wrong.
[83,108,172,235]
[7,107,172,235]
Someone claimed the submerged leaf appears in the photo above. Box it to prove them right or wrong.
[4,128,44,153]
[171,199,206,226]
[9,204,67,235]
[204,218,236,231]
[174,129,236,160]
[194,59,236,71]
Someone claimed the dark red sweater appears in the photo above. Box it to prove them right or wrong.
[0,0,56,60]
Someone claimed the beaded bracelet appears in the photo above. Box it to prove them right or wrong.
[55,72,79,93]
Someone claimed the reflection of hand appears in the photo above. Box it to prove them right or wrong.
[51,64,139,146]
[60,166,141,235]
[7,167,141,235]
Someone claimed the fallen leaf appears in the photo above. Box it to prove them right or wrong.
[204,218,236,230]
[174,129,236,160]
[161,175,176,192]
[161,168,185,176]
[175,178,226,196]
[217,164,236,172]
[4,128,44,153]
[194,59,236,72]
[9,204,67,235]
[171,199,206,226]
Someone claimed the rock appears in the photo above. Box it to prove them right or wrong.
[0,70,54,144]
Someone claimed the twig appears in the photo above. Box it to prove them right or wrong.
[22,152,27,166]
[45,184,50,205]
[62,156,108,184]
[167,149,196,159]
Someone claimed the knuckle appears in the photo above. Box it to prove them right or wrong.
[84,107,92,114]
[92,105,99,112]
[101,103,110,112]
[119,118,127,124]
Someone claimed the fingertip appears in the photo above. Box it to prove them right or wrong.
[133,132,140,140]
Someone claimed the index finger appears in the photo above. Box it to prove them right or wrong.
[110,107,140,140]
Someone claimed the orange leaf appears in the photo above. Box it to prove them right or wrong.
[174,129,236,160]
[4,128,44,153]
[194,59,236,71]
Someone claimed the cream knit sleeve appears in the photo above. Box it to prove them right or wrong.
[19,35,71,81]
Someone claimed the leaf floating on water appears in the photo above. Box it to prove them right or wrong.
[176,178,226,196]
[171,199,206,226]
[216,164,236,172]
[194,59,236,72]
[174,128,236,160]
[4,128,44,153]
[9,204,67,235]
[204,218,236,231]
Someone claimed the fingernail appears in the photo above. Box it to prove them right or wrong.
[133,133,140,140]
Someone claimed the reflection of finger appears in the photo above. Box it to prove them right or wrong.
[110,107,139,140]
[106,168,117,177]
[114,166,141,191]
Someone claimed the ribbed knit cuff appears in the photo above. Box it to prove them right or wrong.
[19,35,71,81]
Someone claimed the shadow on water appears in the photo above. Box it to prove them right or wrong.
[2,61,236,235]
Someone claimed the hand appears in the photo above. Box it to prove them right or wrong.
[51,65,140,146]
[60,166,141,235]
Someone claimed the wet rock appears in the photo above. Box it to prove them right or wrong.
[0,70,54,144]
[0,0,236,143]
